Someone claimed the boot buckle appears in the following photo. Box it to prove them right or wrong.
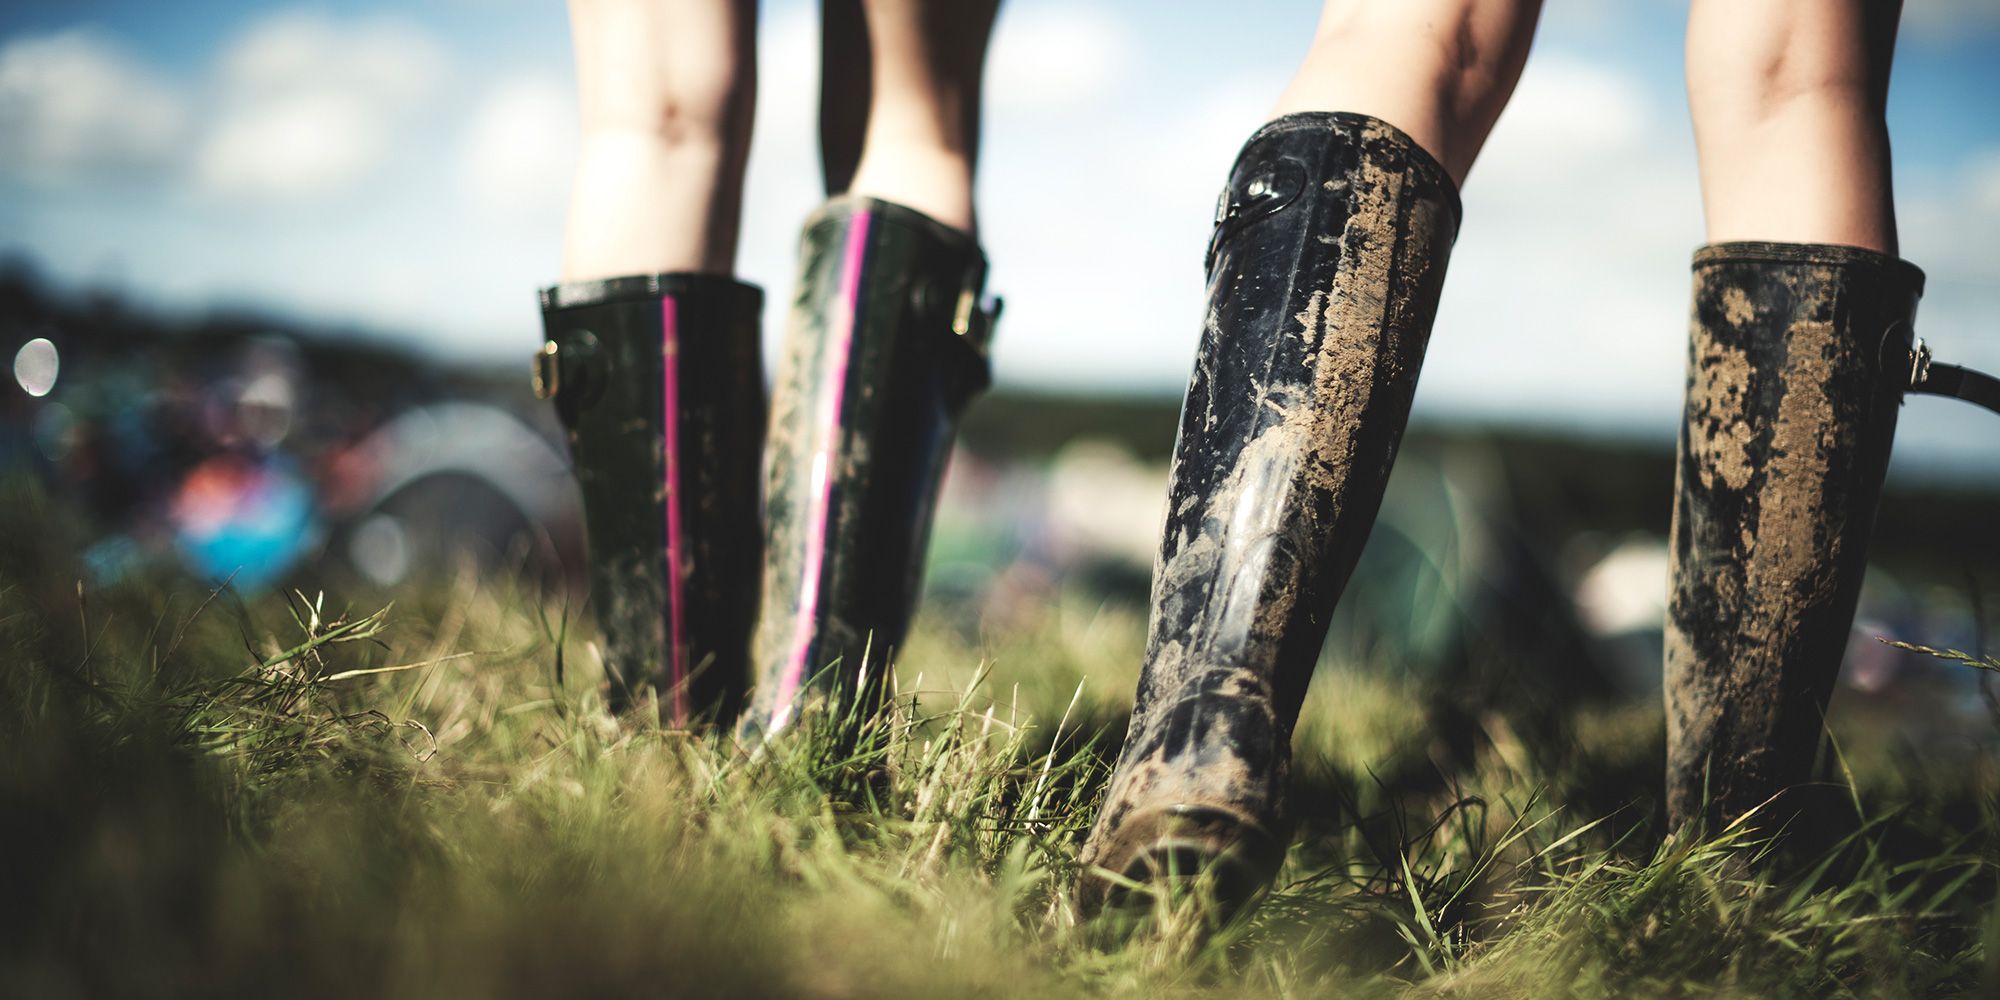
[952,289,1003,353]
[532,340,560,399]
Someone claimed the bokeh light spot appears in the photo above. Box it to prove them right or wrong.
[350,512,411,586]
[14,337,59,397]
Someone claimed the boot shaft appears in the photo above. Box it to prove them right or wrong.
[1081,112,1460,912]
[1665,242,1923,830]
[538,274,765,722]
[749,197,997,733]
[1133,111,1460,778]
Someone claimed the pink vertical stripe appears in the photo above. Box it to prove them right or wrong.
[769,211,873,730]
[661,294,690,725]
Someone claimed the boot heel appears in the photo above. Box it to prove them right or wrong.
[1087,803,1283,921]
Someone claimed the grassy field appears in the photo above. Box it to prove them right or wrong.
[4,482,1999,998]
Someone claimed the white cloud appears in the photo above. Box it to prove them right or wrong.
[196,90,388,200]
[987,2,1136,112]
[1425,51,1701,425]
[1903,0,2000,41]
[195,9,452,201]
[216,9,445,105]
[1896,153,2000,391]
[0,30,188,180]
[1971,149,2000,212]
[1475,54,1654,183]
[755,3,820,146]
[976,75,1281,392]
[973,44,1701,414]
[459,75,575,222]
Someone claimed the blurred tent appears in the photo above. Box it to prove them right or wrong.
[0,262,579,594]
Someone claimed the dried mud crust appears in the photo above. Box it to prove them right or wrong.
[1664,247,1921,829]
[1080,114,1458,903]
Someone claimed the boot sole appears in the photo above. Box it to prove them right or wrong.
[1082,803,1283,923]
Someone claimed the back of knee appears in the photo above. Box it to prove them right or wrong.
[585,63,755,153]
[1308,0,1531,132]
[1687,6,1885,129]
[656,75,754,150]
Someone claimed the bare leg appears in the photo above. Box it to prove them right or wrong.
[1664,1,1914,836]
[820,0,1000,234]
[745,0,998,736]
[1076,0,1544,918]
[1272,0,1545,184]
[1687,0,1900,252]
[561,0,757,280]
[547,0,764,721]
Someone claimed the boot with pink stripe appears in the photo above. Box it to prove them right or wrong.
[535,274,766,723]
[744,197,1000,737]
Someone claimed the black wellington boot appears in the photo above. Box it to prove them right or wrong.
[1663,243,1924,834]
[743,197,999,735]
[1077,112,1460,916]
[535,274,765,723]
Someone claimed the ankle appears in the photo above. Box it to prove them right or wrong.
[843,141,976,236]
[1270,60,1460,183]
[562,133,743,279]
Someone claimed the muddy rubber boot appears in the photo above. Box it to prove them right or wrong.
[1077,112,1460,918]
[535,274,765,723]
[743,197,999,735]
[1664,243,1926,835]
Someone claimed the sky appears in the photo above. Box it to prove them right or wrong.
[3,0,1999,472]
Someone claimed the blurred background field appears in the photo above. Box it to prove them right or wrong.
[7,255,1996,751]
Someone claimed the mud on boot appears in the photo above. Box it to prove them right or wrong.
[1077,112,1461,919]
[536,274,765,723]
[1663,243,1928,836]
[743,197,999,737]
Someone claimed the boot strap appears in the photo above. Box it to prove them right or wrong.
[1905,338,2000,415]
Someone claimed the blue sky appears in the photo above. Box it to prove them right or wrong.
[4,0,1999,471]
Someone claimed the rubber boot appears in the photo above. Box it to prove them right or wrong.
[1077,112,1460,916]
[744,197,999,735]
[1664,243,1924,834]
[535,274,765,723]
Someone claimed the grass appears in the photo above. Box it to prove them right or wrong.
[3,481,1998,997]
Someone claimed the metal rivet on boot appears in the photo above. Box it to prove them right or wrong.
[532,340,560,400]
